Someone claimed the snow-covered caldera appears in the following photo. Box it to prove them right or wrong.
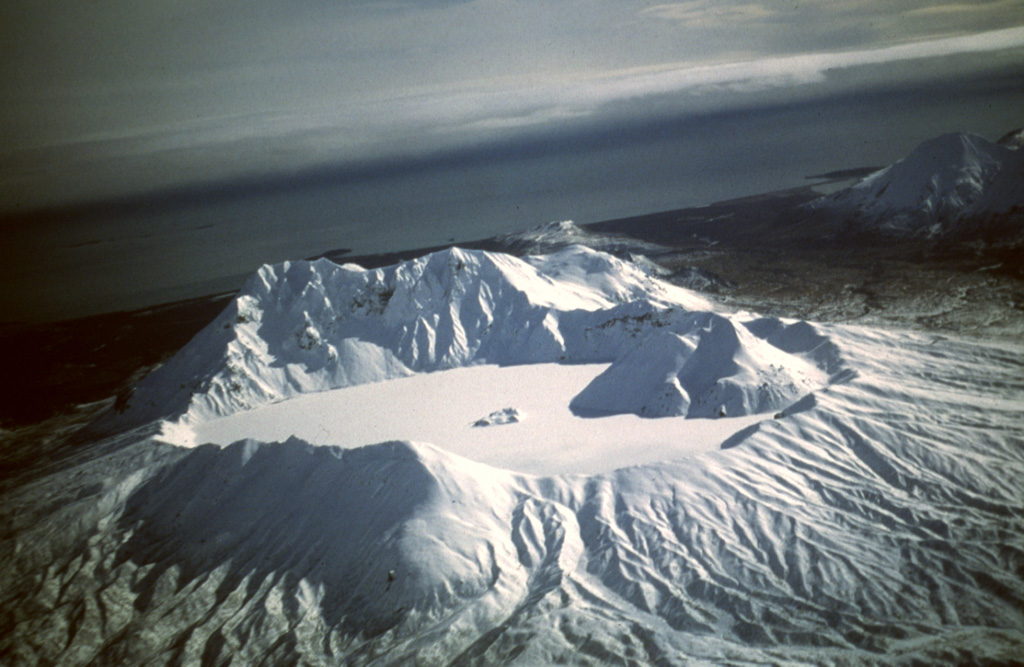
[5,244,1022,664]
[114,245,840,433]
[813,131,1024,235]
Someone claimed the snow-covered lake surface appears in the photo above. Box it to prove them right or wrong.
[188,362,766,475]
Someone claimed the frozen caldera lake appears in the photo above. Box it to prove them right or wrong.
[185,362,765,475]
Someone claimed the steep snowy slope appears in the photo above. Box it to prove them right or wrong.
[112,246,837,430]
[813,131,1024,235]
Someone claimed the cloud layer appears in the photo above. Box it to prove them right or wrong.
[1,0,1023,210]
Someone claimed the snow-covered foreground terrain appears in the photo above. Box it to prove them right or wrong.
[2,246,1022,665]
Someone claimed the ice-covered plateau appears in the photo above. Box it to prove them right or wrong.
[3,245,1022,665]
[812,130,1024,235]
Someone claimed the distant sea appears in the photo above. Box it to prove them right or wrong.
[2,74,1022,323]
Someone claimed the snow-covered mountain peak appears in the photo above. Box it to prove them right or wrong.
[813,130,1024,234]
[514,219,583,240]
[837,132,1004,213]
[491,219,591,254]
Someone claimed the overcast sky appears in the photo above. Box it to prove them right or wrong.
[2,0,1024,211]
